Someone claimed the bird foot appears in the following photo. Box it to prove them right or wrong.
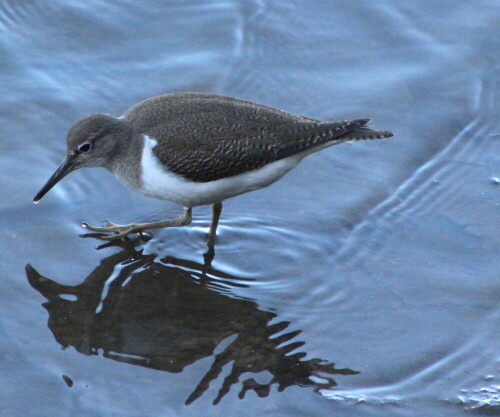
[81,221,145,240]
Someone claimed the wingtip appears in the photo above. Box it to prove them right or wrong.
[349,118,372,128]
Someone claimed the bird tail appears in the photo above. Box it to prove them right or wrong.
[340,119,393,141]
[275,118,393,160]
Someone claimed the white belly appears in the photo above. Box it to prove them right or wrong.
[140,135,303,207]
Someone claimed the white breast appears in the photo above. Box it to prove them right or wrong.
[140,135,303,207]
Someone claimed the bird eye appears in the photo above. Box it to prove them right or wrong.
[78,142,92,153]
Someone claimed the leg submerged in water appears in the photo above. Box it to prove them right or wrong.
[207,202,223,248]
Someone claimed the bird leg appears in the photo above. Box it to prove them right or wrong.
[203,202,222,266]
[81,208,192,240]
[207,202,223,248]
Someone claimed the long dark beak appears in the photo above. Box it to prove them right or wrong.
[33,158,75,203]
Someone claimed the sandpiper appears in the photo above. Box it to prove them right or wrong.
[34,93,393,242]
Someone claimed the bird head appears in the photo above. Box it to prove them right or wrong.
[34,114,132,203]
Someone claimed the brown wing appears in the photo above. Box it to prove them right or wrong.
[123,93,392,182]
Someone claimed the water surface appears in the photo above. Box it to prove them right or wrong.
[0,1,499,416]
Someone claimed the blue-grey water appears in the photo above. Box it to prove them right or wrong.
[1,1,499,416]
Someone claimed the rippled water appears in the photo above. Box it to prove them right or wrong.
[1,1,499,416]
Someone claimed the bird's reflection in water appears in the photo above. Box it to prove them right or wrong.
[26,241,358,405]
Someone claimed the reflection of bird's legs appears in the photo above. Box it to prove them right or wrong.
[82,208,192,240]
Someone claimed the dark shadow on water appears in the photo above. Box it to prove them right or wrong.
[26,240,358,405]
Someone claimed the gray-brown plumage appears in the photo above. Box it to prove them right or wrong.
[34,92,393,242]
[123,93,393,183]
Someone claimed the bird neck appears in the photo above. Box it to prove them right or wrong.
[105,130,144,192]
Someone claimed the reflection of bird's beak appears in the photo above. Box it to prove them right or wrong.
[33,157,75,203]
